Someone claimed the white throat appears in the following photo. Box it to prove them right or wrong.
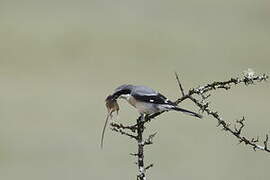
[119,94,131,100]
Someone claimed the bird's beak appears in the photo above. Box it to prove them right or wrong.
[105,95,114,101]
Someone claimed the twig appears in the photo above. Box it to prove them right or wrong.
[180,72,269,153]
[264,134,269,151]
[111,127,137,140]
[110,122,137,132]
[144,132,157,145]
[145,164,154,171]
[188,96,270,152]
[175,72,185,96]
[112,115,152,180]
[137,115,146,180]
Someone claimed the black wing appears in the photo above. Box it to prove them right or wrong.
[133,93,176,105]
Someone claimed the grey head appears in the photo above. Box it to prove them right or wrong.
[111,84,134,100]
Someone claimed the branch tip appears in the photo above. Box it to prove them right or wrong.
[174,72,185,97]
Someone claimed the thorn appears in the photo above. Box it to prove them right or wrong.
[174,72,185,97]
[264,134,269,150]
[145,132,158,145]
[238,139,243,145]
[145,164,154,171]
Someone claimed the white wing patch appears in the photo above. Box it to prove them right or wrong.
[143,93,159,96]
[165,99,169,104]
[159,104,175,111]
[150,99,154,102]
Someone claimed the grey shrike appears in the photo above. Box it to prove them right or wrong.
[101,84,202,148]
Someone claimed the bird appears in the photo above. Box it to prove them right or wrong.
[101,84,202,148]
[108,84,202,118]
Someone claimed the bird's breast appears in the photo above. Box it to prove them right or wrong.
[127,96,137,108]
[127,96,159,114]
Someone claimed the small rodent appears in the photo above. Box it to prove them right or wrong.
[101,95,120,148]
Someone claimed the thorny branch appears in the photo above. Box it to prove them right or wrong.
[111,115,155,180]
[110,70,269,180]
[173,72,270,153]
[110,126,137,140]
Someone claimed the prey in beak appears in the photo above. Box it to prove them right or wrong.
[101,95,120,148]
[105,95,119,117]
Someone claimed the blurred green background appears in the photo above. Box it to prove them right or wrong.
[0,0,269,179]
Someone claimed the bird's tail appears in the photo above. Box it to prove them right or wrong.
[170,106,202,119]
